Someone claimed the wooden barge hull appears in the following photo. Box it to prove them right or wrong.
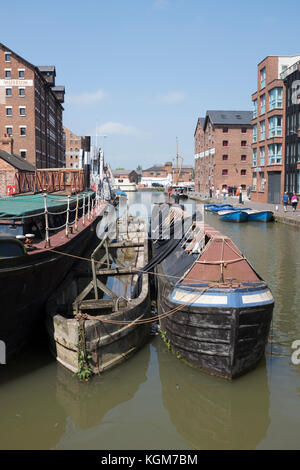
[46,290,151,374]
[46,224,152,375]
[156,265,273,379]
[0,216,101,360]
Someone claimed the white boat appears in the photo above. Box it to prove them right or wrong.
[114,182,137,192]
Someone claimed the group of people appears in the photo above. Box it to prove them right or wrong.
[283,192,298,212]
[212,185,243,201]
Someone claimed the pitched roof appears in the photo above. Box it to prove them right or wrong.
[143,166,166,172]
[194,117,205,136]
[37,65,56,73]
[112,169,136,175]
[205,110,253,127]
[0,149,36,172]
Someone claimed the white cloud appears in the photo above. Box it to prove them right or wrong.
[67,89,105,106]
[153,0,170,10]
[157,91,186,104]
[96,122,141,136]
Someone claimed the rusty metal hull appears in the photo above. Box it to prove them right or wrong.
[156,265,274,380]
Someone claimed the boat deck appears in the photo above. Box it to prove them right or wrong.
[26,200,107,255]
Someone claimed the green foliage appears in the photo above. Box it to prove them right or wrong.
[75,325,93,382]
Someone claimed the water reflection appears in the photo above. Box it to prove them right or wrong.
[0,342,66,450]
[156,339,270,450]
[205,213,300,361]
[0,192,300,450]
[55,345,150,431]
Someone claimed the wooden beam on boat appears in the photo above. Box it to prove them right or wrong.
[73,267,140,277]
[78,298,128,310]
[107,241,144,248]
[96,267,140,276]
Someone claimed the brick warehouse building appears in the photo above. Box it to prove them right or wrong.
[142,162,194,184]
[63,126,84,169]
[0,42,65,169]
[194,111,253,194]
[251,55,300,204]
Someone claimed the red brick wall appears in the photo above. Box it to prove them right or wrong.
[0,44,64,169]
[0,46,36,165]
[194,120,205,192]
[63,126,84,169]
[251,56,285,203]
[0,158,16,196]
[194,119,252,193]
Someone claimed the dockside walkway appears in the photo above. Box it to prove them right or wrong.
[188,192,300,228]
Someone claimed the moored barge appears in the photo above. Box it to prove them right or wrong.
[0,191,107,359]
[153,206,274,379]
[45,216,151,376]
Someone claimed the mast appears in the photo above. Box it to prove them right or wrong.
[175,137,183,185]
[176,136,179,177]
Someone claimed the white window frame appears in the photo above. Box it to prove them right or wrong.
[18,68,25,79]
[5,125,13,135]
[19,149,27,159]
[5,87,12,96]
[4,52,11,62]
[18,87,25,97]
[19,125,27,136]
[19,106,26,116]
[5,106,12,116]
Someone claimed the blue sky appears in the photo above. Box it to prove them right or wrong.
[2,0,300,169]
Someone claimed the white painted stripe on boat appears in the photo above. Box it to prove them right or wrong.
[173,291,228,305]
[242,290,273,304]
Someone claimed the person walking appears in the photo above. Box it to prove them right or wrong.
[283,192,289,212]
[238,185,243,204]
[291,193,298,212]
[173,190,180,204]
[222,187,227,200]
[216,188,220,199]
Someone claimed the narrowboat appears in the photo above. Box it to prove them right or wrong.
[0,191,107,360]
[45,215,151,376]
[153,205,274,379]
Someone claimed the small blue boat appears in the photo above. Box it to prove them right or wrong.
[206,204,233,212]
[223,206,252,211]
[245,210,274,222]
[204,203,232,210]
[218,210,248,222]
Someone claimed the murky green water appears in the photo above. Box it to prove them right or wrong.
[0,192,300,450]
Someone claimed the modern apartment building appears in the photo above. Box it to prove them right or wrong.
[282,60,300,194]
[63,126,84,169]
[0,42,65,169]
[251,55,300,203]
[194,111,253,193]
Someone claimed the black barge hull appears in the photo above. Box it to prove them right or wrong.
[0,219,100,360]
[156,265,273,380]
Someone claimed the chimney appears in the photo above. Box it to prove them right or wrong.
[0,134,14,154]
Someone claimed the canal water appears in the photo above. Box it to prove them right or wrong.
[1,191,300,450]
